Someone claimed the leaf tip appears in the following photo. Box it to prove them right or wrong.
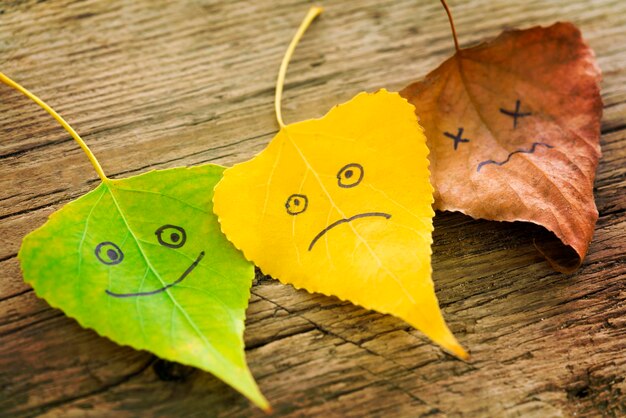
[431,326,469,361]
[450,344,470,361]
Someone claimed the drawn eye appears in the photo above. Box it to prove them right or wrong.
[337,163,364,188]
[155,224,187,248]
[285,194,308,215]
[95,242,124,265]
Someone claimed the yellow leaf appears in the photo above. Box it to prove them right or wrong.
[214,89,467,359]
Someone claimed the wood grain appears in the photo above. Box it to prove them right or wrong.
[0,0,625,416]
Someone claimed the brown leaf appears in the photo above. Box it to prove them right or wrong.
[400,22,602,273]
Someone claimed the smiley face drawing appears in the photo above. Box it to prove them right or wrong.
[214,90,468,359]
[98,223,205,298]
[19,165,267,408]
[29,167,239,301]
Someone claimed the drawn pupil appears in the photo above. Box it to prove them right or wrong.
[286,194,308,215]
[337,163,364,188]
[95,242,124,265]
[155,224,187,248]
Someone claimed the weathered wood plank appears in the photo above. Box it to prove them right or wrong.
[0,0,625,416]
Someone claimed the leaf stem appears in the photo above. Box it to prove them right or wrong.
[0,72,109,183]
[440,0,460,53]
[274,6,323,129]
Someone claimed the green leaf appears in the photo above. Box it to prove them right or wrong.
[18,164,268,410]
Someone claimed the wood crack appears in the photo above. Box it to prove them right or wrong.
[19,356,157,417]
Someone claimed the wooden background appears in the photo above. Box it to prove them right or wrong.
[1,0,624,416]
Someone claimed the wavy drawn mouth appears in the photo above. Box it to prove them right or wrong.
[308,212,391,251]
[106,251,205,298]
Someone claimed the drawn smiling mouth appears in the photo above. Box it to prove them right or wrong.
[308,212,391,251]
[105,251,206,298]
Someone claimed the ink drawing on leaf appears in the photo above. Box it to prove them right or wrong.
[401,3,602,273]
[213,7,468,360]
[1,73,269,410]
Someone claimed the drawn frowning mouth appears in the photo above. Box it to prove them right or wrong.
[308,212,391,251]
[105,251,205,298]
